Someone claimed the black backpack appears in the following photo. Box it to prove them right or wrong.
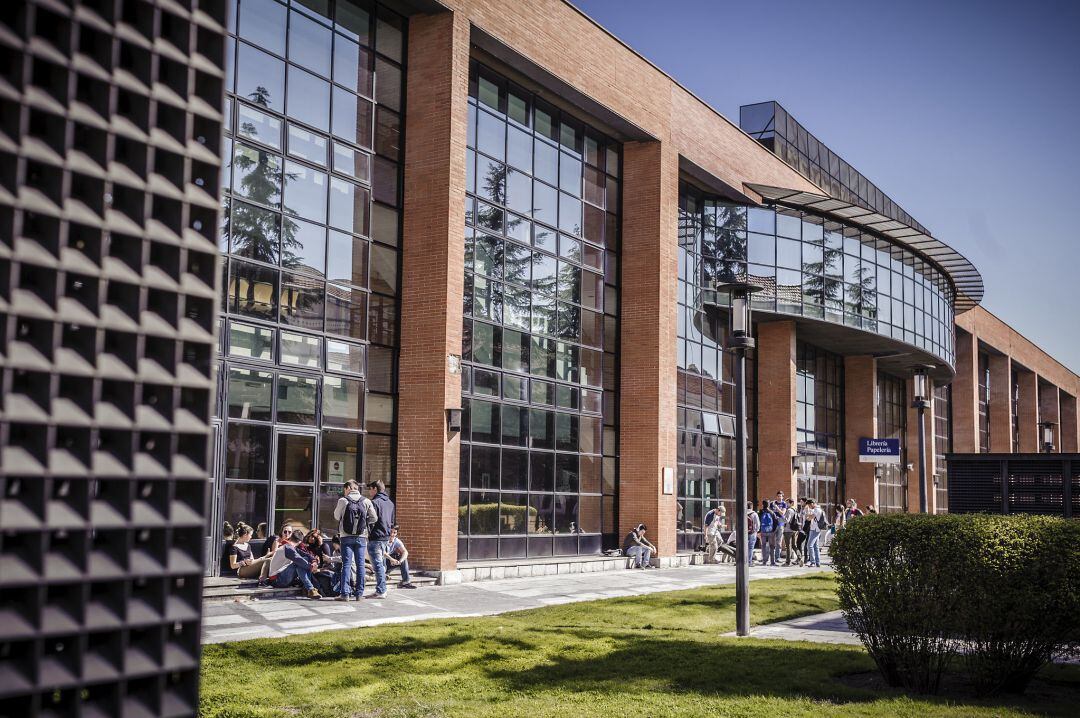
[342,496,365,536]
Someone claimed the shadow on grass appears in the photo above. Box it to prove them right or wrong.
[488,633,1080,716]
[213,631,474,667]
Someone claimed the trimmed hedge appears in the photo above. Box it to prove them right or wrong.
[831,514,1080,696]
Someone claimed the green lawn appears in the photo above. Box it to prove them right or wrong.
[200,574,1080,717]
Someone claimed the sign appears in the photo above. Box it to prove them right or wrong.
[328,459,346,482]
[859,438,901,464]
[662,466,675,495]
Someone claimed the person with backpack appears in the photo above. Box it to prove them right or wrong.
[745,502,760,567]
[758,501,778,566]
[365,480,395,599]
[806,499,826,567]
[333,480,377,601]
[781,501,798,565]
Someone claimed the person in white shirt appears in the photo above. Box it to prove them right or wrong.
[384,525,417,589]
[332,480,377,600]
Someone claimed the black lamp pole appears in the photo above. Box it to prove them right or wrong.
[714,281,761,637]
[912,367,932,514]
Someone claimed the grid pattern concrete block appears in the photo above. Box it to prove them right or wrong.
[0,1,226,715]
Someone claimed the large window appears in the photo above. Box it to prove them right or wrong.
[459,62,620,559]
[676,185,757,550]
[796,341,842,508]
[876,372,907,512]
[933,383,951,513]
[216,0,405,552]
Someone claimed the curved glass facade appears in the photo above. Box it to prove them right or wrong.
[681,184,956,366]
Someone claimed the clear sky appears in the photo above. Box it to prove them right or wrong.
[573,0,1080,374]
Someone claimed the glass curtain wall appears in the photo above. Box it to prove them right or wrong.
[216,0,405,555]
[876,372,907,512]
[676,184,757,550]
[978,351,990,452]
[933,383,951,513]
[795,341,843,508]
[459,61,620,560]
[680,197,955,367]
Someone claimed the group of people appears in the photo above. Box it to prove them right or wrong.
[702,494,873,568]
[222,479,418,599]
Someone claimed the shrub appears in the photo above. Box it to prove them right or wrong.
[831,514,1080,696]
[831,514,965,693]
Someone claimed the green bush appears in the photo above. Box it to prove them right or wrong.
[831,514,1080,696]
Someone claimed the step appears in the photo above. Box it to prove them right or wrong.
[439,551,710,584]
[203,574,438,603]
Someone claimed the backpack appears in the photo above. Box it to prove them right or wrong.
[342,496,366,536]
[704,510,716,527]
[747,513,755,535]
[815,510,829,531]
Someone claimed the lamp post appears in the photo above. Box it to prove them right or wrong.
[1040,421,1056,453]
[911,366,932,514]
[713,280,761,637]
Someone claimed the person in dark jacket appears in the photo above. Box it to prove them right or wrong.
[365,480,395,599]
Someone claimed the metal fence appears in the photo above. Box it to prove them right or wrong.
[946,453,1080,518]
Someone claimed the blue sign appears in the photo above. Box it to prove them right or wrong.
[859,437,901,464]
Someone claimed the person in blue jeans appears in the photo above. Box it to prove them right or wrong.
[384,525,417,589]
[365,479,396,599]
[269,529,321,599]
[806,499,824,567]
[333,480,377,601]
[745,502,760,566]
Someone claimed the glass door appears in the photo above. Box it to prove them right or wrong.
[205,420,223,577]
[272,429,319,531]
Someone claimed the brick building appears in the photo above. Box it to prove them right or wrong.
[206,0,1080,579]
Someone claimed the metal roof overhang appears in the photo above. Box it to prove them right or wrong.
[744,183,984,312]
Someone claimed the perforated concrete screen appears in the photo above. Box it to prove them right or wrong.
[0,1,226,716]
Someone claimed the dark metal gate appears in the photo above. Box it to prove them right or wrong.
[946,453,1080,517]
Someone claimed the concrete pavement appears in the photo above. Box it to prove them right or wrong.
[202,562,829,644]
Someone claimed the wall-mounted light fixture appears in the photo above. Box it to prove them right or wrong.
[446,408,462,433]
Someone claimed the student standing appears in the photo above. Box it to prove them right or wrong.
[365,480,395,599]
[333,480,377,601]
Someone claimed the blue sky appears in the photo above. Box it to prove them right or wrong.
[573,0,1080,374]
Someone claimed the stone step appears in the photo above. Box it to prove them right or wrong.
[203,574,438,603]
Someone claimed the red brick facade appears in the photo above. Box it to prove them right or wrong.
[393,2,1079,569]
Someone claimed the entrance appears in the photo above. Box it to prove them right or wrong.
[272,429,320,532]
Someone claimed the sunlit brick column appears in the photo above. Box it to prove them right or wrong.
[844,356,877,508]
[1061,392,1079,453]
[1016,370,1039,453]
[756,321,797,502]
[952,329,980,453]
[1039,379,1061,452]
[618,139,679,556]
[396,9,470,572]
[906,377,937,513]
[988,354,1013,453]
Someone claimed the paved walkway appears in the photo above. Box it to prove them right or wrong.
[202,562,829,644]
[725,609,860,644]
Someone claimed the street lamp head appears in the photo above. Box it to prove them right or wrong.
[712,280,763,338]
[911,364,935,408]
[1040,421,1056,452]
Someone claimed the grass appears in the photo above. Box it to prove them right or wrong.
[200,574,1080,717]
